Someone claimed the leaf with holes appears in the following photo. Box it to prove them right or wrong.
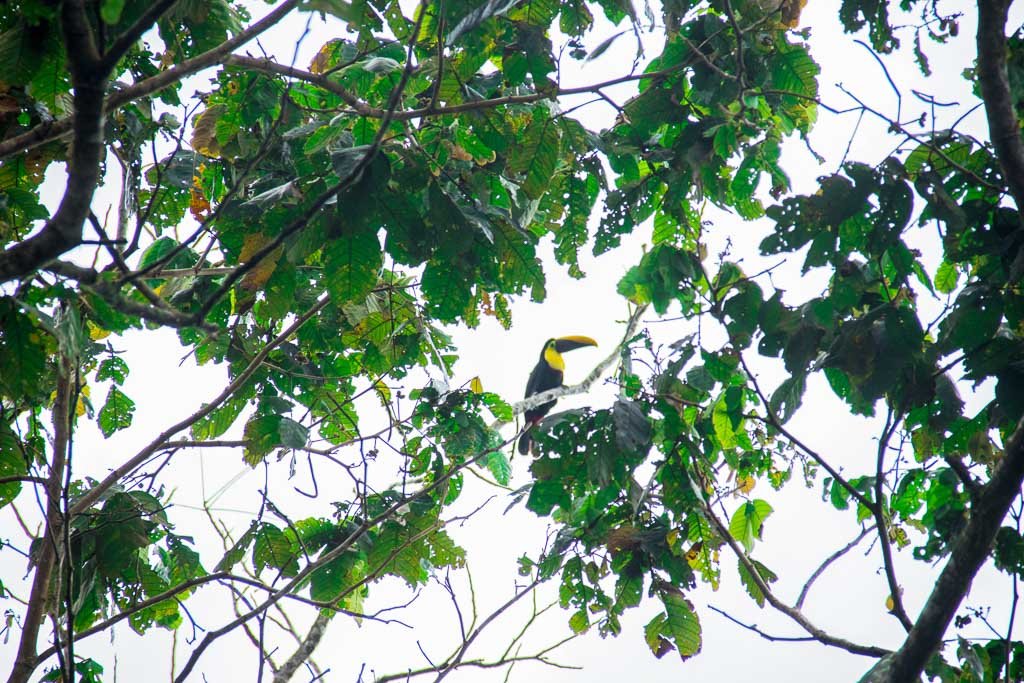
[98,387,135,438]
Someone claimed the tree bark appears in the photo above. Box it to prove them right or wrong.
[977,0,1024,220]
[8,361,73,683]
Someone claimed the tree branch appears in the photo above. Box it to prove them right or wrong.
[0,0,299,162]
[98,0,181,73]
[171,429,513,683]
[707,605,816,643]
[977,0,1024,223]
[271,612,331,683]
[738,354,876,512]
[795,526,873,610]
[0,2,105,284]
[9,358,73,683]
[700,493,890,658]
[872,409,914,631]
[46,261,215,332]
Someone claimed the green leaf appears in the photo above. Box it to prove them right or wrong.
[613,399,651,452]
[526,480,569,516]
[278,417,309,449]
[934,261,959,294]
[96,356,129,385]
[324,229,382,304]
[0,25,46,87]
[711,397,737,449]
[569,608,590,633]
[939,288,1002,352]
[482,392,513,421]
[825,477,851,510]
[253,524,296,575]
[0,424,27,507]
[769,373,806,424]
[309,554,349,602]
[243,414,283,465]
[507,116,561,199]
[138,236,184,271]
[486,451,512,486]
[653,208,680,245]
[421,260,473,322]
[771,43,820,100]
[98,387,135,438]
[331,145,372,180]
[192,397,246,440]
[0,298,51,402]
[659,585,702,659]
[643,613,674,658]
[728,500,774,553]
[100,0,127,24]
[737,558,779,608]
[215,523,258,572]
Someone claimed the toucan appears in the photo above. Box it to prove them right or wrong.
[518,336,598,455]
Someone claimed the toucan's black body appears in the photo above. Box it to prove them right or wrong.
[518,336,597,455]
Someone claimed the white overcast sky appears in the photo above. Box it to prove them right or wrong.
[2,0,1022,681]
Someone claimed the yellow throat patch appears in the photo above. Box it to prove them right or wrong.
[543,342,565,371]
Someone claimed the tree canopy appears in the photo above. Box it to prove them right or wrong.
[1,0,1023,681]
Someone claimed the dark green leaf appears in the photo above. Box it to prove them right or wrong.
[98,387,135,438]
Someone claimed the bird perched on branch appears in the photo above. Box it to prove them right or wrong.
[518,336,598,455]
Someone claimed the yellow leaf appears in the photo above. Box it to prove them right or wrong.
[888,525,909,548]
[309,39,344,74]
[666,528,680,551]
[189,187,210,220]
[87,322,110,341]
[190,105,225,157]
[374,380,392,406]
[238,233,282,293]
[737,474,756,494]
[885,586,903,612]
[76,384,91,417]
[469,376,483,394]
[684,541,702,563]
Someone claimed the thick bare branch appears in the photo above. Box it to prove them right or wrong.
[977,0,1024,222]
[9,359,73,683]
[271,612,331,683]
[0,2,105,284]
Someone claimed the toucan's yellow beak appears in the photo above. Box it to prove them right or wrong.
[553,336,598,352]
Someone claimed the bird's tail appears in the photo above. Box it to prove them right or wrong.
[517,430,531,455]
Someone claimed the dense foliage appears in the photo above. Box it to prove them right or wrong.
[1,0,1023,681]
